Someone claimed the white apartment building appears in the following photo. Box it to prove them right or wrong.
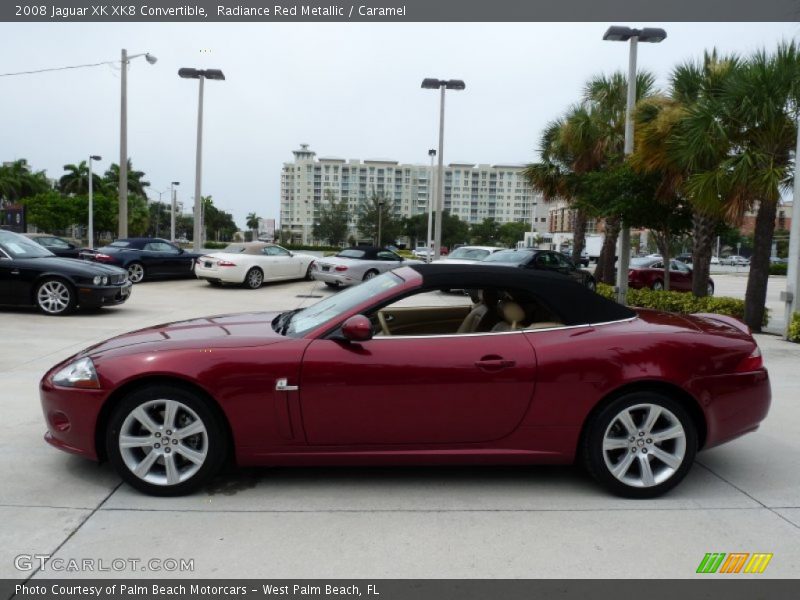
[279,145,546,244]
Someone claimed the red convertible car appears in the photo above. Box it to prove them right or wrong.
[628,257,715,295]
[40,265,769,498]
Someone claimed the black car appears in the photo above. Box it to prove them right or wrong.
[561,249,590,267]
[482,248,596,290]
[0,230,131,315]
[82,238,201,283]
[23,234,85,259]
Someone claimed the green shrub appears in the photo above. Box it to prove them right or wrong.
[594,283,767,325]
[789,312,800,343]
[769,263,788,276]
[202,241,228,249]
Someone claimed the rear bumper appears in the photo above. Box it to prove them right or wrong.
[311,269,359,286]
[688,369,771,449]
[195,264,245,283]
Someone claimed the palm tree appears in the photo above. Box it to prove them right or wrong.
[246,212,260,240]
[103,159,150,196]
[0,159,50,202]
[59,161,106,196]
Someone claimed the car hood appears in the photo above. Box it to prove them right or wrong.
[20,256,126,277]
[81,311,288,357]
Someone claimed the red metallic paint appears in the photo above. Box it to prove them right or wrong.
[40,271,770,470]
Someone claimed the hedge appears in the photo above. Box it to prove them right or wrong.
[596,283,768,326]
[769,263,788,276]
[789,312,800,343]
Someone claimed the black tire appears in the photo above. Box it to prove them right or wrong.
[707,281,715,296]
[127,262,145,284]
[363,269,379,281]
[34,277,77,316]
[651,279,664,291]
[582,392,697,499]
[324,282,339,288]
[243,267,264,290]
[106,384,227,497]
[305,263,315,281]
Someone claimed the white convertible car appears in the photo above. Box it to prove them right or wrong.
[195,242,316,289]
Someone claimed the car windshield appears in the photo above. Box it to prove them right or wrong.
[483,250,531,264]
[448,247,491,260]
[284,272,403,336]
[337,249,365,259]
[0,231,54,258]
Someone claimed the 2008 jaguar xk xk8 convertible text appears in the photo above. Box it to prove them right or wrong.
[40,265,770,497]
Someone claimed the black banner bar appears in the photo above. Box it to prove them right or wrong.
[3,0,800,22]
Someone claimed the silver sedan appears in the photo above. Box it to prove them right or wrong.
[311,246,422,287]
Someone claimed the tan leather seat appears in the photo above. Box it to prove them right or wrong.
[491,301,526,332]
[457,289,500,334]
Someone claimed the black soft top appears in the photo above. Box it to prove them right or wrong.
[409,264,635,326]
[337,246,393,260]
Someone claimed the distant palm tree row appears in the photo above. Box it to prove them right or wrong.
[525,42,800,331]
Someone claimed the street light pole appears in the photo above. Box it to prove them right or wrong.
[170,181,180,242]
[179,68,225,252]
[88,155,101,249]
[422,78,465,261]
[603,26,666,305]
[427,148,436,261]
[784,120,800,338]
[377,199,384,247]
[118,49,157,240]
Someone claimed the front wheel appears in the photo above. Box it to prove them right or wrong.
[127,262,145,284]
[106,385,227,496]
[243,267,263,289]
[651,279,664,291]
[305,263,315,281]
[582,392,697,498]
[35,278,77,315]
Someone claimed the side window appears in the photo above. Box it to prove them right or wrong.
[163,243,180,254]
[651,262,664,270]
[143,243,159,252]
[671,260,688,273]
[377,251,399,261]
[273,246,291,256]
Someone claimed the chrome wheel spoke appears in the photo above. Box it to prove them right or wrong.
[119,435,153,449]
[642,406,662,434]
[162,400,178,430]
[611,452,635,478]
[164,453,180,485]
[638,455,656,487]
[651,446,682,470]
[133,450,159,478]
[603,437,629,451]
[176,443,205,465]
[132,406,159,433]
[175,420,204,439]
[652,425,683,443]
[617,410,638,436]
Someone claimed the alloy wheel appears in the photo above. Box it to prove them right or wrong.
[127,263,145,283]
[601,403,687,489]
[363,270,377,280]
[118,399,209,487]
[246,268,263,289]
[36,280,73,315]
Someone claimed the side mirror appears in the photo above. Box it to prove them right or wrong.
[341,314,373,342]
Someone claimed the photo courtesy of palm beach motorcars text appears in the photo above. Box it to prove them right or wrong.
[2,0,800,599]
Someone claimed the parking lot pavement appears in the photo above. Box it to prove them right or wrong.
[1,277,799,579]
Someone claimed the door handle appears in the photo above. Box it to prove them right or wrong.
[474,358,516,371]
[275,378,299,392]
[11,269,20,275]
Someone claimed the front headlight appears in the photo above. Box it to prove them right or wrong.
[92,275,109,285]
[52,357,100,389]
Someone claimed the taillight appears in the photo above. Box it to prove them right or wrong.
[735,346,763,372]
[334,265,348,272]
[217,260,236,267]
[628,270,636,279]
[94,253,113,263]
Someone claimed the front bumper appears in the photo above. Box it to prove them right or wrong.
[40,375,108,461]
[77,282,132,308]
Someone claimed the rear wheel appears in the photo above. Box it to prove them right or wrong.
[583,392,697,498]
[243,267,263,289]
[35,278,76,315]
[106,385,227,496]
[707,281,715,296]
[651,279,664,291]
[127,262,145,284]
[363,269,379,281]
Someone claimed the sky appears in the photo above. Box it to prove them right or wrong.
[1,22,798,228]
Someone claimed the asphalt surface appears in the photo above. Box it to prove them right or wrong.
[1,274,798,579]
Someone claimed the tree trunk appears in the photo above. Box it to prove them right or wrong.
[595,216,621,285]
[691,211,717,298]
[744,199,778,332]
[653,231,671,291]
[571,209,587,265]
